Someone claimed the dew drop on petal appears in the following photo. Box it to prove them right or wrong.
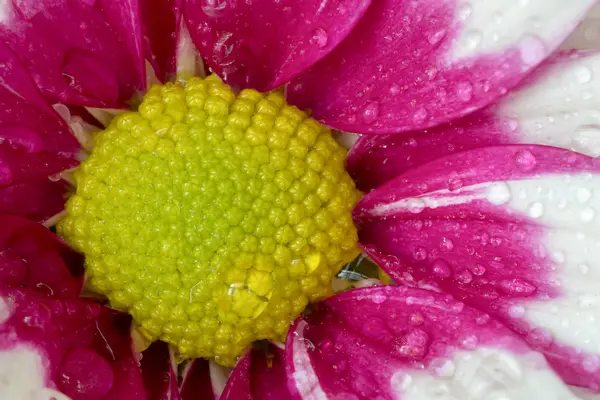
[527,202,545,219]
[361,101,379,124]
[430,259,452,278]
[499,278,537,297]
[413,247,428,261]
[412,108,428,125]
[309,28,328,48]
[515,150,536,172]
[486,182,512,205]
[456,81,473,102]
[455,269,473,284]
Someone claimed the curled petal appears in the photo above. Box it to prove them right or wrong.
[0,214,83,297]
[0,1,145,108]
[348,50,600,191]
[355,145,600,390]
[288,0,595,134]
[286,286,578,399]
[563,4,600,50]
[182,0,372,91]
[180,359,219,400]
[221,343,290,400]
[0,288,146,399]
[140,341,180,400]
[140,0,182,82]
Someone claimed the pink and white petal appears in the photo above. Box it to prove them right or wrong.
[140,341,180,400]
[286,286,579,399]
[288,0,595,134]
[221,344,290,400]
[182,0,372,91]
[348,50,600,191]
[0,1,146,108]
[355,145,600,390]
[0,288,146,399]
[0,214,84,297]
[0,180,69,223]
[180,359,219,400]
[563,4,600,50]
[140,0,182,82]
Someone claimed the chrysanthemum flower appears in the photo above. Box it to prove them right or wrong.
[1,0,600,399]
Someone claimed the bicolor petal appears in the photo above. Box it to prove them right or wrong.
[286,286,579,399]
[288,0,595,134]
[348,50,600,191]
[355,145,600,390]
[0,288,146,399]
[140,341,181,400]
[221,343,290,400]
[182,0,371,91]
[0,0,146,108]
[1,214,84,297]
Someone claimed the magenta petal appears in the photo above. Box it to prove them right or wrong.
[140,0,182,82]
[0,288,146,399]
[0,1,145,108]
[286,286,577,399]
[180,359,218,400]
[355,145,600,390]
[140,341,181,400]
[0,214,84,297]
[348,51,600,191]
[0,180,69,223]
[183,0,371,91]
[288,0,595,134]
[221,344,290,400]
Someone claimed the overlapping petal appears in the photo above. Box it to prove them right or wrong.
[348,50,600,191]
[0,181,70,223]
[221,343,290,400]
[355,145,600,389]
[140,341,181,400]
[288,0,595,134]
[286,286,579,399]
[140,0,182,82]
[182,0,372,91]
[0,0,146,108]
[180,359,218,400]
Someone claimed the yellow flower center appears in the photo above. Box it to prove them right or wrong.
[58,75,361,365]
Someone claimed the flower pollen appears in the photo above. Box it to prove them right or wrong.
[57,75,361,366]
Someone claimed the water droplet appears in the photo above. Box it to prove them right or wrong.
[455,269,473,284]
[440,238,454,252]
[499,278,537,297]
[506,118,519,132]
[576,187,593,204]
[413,247,428,261]
[448,177,464,191]
[428,29,446,45]
[476,314,491,325]
[579,263,591,275]
[572,125,600,157]
[457,4,472,20]
[456,82,473,102]
[389,84,400,95]
[309,28,328,48]
[461,30,482,50]
[471,264,486,276]
[486,182,512,205]
[508,304,526,318]
[429,358,456,377]
[361,101,379,124]
[430,259,452,278]
[527,202,544,219]
[395,329,430,360]
[526,328,553,348]
[581,207,596,223]
[407,198,426,214]
[573,65,593,84]
[518,34,546,66]
[459,334,478,349]
[551,250,566,264]
[412,108,428,125]
[583,355,600,373]
[409,312,424,326]
[515,150,536,172]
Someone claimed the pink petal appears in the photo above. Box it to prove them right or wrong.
[563,4,600,50]
[221,344,290,400]
[0,1,145,108]
[182,0,372,91]
[140,0,182,82]
[287,0,595,134]
[0,288,146,399]
[355,145,600,390]
[180,359,218,400]
[0,180,69,223]
[348,50,600,191]
[140,341,181,400]
[0,214,84,297]
[286,286,578,399]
